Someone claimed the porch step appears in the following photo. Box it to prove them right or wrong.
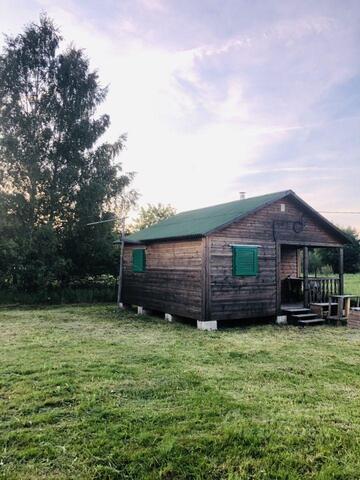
[298,318,325,326]
[327,315,348,323]
[281,307,327,326]
[292,313,319,321]
[281,307,310,315]
[311,302,338,307]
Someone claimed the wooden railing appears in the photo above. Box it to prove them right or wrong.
[308,277,340,303]
[284,277,340,304]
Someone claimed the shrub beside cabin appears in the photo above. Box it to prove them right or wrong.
[121,190,349,330]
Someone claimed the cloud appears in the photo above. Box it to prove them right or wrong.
[139,0,166,12]
[0,0,359,231]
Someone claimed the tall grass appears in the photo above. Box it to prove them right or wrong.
[0,286,117,305]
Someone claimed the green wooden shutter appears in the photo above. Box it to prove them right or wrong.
[132,249,146,272]
[232,246,258,276]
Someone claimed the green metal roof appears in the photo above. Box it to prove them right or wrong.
[125,190,291,243]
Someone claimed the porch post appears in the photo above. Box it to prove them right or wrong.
[303,246,309,307]
[339,247,344,295]
[276,242,281,313]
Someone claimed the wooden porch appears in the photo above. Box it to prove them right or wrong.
[283,276,341,304]
[278,243,344,310]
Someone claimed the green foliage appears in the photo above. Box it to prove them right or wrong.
[130,203,176,232]
[318,227,360,274]
[345,273,360,296]
[0,275,117,305]
[308,249,323,275]
[1,305,360,478]
[0,15,135,292]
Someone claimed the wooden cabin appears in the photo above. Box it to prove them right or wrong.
[121,190,349,330]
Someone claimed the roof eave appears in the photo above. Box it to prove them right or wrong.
[124,233,204,244]
[204,189,350,245]
[288,191,352,245]
[116,239,144,245]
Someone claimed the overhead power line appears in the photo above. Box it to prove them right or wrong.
[320,211,360,215]
[86,218,117,226]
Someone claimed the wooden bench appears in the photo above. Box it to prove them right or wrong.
[310,302,337,319]
[327,295,358,325]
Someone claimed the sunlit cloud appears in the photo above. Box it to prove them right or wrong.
[0,0,359,230]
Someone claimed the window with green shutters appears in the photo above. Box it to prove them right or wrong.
[132,249,146,272]
[232,246,259,276]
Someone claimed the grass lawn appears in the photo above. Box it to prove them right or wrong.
[1,306,360,479]
[345,273,360,296]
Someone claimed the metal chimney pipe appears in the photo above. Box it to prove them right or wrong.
[239,192,246,200]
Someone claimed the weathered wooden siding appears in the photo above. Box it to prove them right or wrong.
[208,234,276,320]
[270,198,342,245]
[208,197,342,321]
[122,196,344,324]
[280,246,299,279]
[122,239,203,319]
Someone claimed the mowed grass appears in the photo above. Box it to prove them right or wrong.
[1,306,360,479]
[345,273,360,296]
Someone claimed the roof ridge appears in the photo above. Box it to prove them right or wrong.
[125,190,293,242]
[162,189,292,219]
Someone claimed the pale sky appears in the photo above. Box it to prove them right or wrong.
[1,0,359,231]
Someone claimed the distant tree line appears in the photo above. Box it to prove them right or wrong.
[129,203,176,234]
[309,227,360,275]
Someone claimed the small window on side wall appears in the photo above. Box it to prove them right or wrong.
[232,246,258,276]
[132,248,146,272]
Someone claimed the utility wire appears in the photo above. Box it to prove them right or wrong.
[86,218,117,226]
[320,211,360,215]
